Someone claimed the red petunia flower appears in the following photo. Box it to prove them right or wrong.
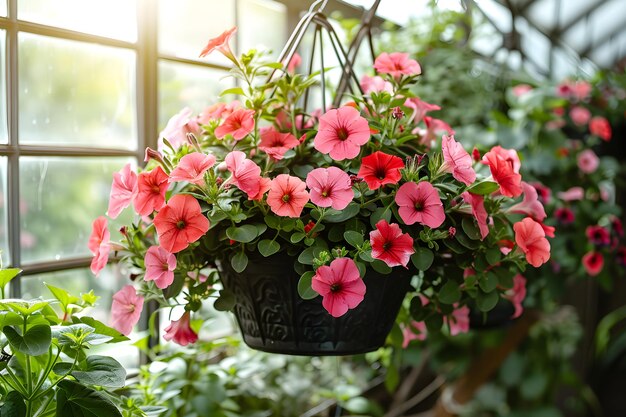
[214,108,255,141]
[369,220,415,268]
[582,251,604,276]
[153,195,210,253]
[311,257,366,318]
[555,207,575,224]
[266,174,309,218]
[461,192,489,240]
[589,116,612,141]
[258,126,300,160]
[134,166,169,216]
[482,147,522,198]
[163,311,199,346]
[356,151,404,190]
[586,225,611,246]
[514,217,550,267]
[199,27,237,61]
[504,274,527,319]
[507,181,547,222]
[395,181,445,228]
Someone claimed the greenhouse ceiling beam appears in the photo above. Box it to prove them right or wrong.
[579,24,626,59]
[550,0,607,37]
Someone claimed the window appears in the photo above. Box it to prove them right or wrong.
[0,0,287,365]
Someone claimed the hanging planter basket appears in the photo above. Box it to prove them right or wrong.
[218,252,413,356]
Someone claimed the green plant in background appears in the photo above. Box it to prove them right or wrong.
[0,266,130,417]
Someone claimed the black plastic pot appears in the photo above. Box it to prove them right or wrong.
[469,299,516,329]
[218,252,413,356]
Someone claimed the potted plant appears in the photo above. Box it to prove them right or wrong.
[89,27,552,355]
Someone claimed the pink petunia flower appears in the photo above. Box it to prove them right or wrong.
[198,100,240,124]
[88,216,110,276]
[199,26,237,61]
[311,257,366,318]
[461,192,489,240]
[110,285,144,336]
[418,116,455,146]
[169,152,216,185]
[557,186,584,202]
[163,311,198,346]
[530,181,552,205]
[258,126,300,160]
[446,305,470,336]
[589,116,612,141]
[504,274,527,319]
[214,108,255,140]
[402,321,427,347]
[373,52,421,78]
[267,174,309,217]
[158,107,201,152]
[313,106,370,161]
[483,145,521,173]
[153,194,210,253]
[555,207,575,224]
[396,181,445,228]
[569,106,591,126]
[404,97,441,124]
[356,151,404,190]
[369,220,415,268]
[134,166,169,216]
[360,74,393,94]
[514,217,551,267]
[224,151,266,200]
[482,146,522,198]
[107,163,138,219]
[286,52,302,73]
[144,245,177,289]
[507,181,547,222]
[441,135,476,186]
[512,84,533,97]
[586,225,611,246]
[577,149,599,174]
[582,251,604,276]
[305,167,353,210]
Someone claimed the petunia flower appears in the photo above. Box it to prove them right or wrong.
[402,321,427,347]
[311,257,366,318]
[199,26,237,61]
[88,216,110,276]
[158,107,201,152]
[446,305,470,336]
[224,151,265,200]
[404,97,440,124]
[134,166,169,216]
[557,186,584,202]
[396,181,445,228]
[582,251,604,276]
[589,116,612,141]
[483,145,521,173]
[107,163,138,219]
[286,52,301,73]
[417,116,455,146]
[504,274,527,319]
[144,245,177,289]
[512,84,533,96]
[258,126,300,160]
[373,52,421,78]
[267,174,309,218]
[577,149,599,174]
[482,146,522,198]
[369,220,415,268]
[513,217,551,267]
[586,225,611,246]
[507,181,547,222]
[360,74,393,94]
[305,167,353,210]
[356,151,404,190]
[530,181,552,205]
[214,108,255,140]
[555,207,575,224]
[153,194,210,253]
[110,285,144,336]
[169,152,216,185]
[163,311,198,346]
[313,106,370,161]
[441,135,476,186]
[569,106,591,126]
[461,192,489,239]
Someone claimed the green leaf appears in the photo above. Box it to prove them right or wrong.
[384,363,400,392]
[73,317,129,343]
[71,356,126,388]
[297,245,328,265]
[359,251,374,262]
[438,281,461,304]
[0,312,23,329]
[411,247,434,271]
[0,300,50,315]
[467,181,499,195]
[461,217,482,240]
[0,391,26,417]
[344,397,371,414]
[46,283,79,311]
[371,260,392,274]
[479,272,498,293]
[230,252,248,273]
[323,202,360,223]
[456,233,479,250]
[290,232,305,243]
[485,247,501,265]
[4,324,51,356]
[258,239,280,257]
[297,272,318,300]
[140,406,169,417]
[226,225,259,243]
[369,207,392,228]
[0,268,21,288]
[219,87,245,97]
[476,290,499,312]
[53,362,74,377]
[264,215,281,229]
[56,380,122,417]
[214,289,236,311]
[343,231,364,248]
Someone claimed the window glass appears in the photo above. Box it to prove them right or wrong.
[0,30,6,144]
[158,0,235,66]
[0,1,5,16]
[19,156,135,264]
[0,157,8,266]
[18,0,137,42]
[238,0,287,59]
[21,265,141,370]
[158,61,234,130]
[18,33,137,149]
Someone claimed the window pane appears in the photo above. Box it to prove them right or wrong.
[0,30,6,144]
[0,157,8,266]
[158,61,233,130]
[21,266,140,370]
[19,33,137,149]
[238,0,287,59]
[158,0,235,65]
[0,1,5,16]
[18,0,137,42]
[20,156,135,264]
